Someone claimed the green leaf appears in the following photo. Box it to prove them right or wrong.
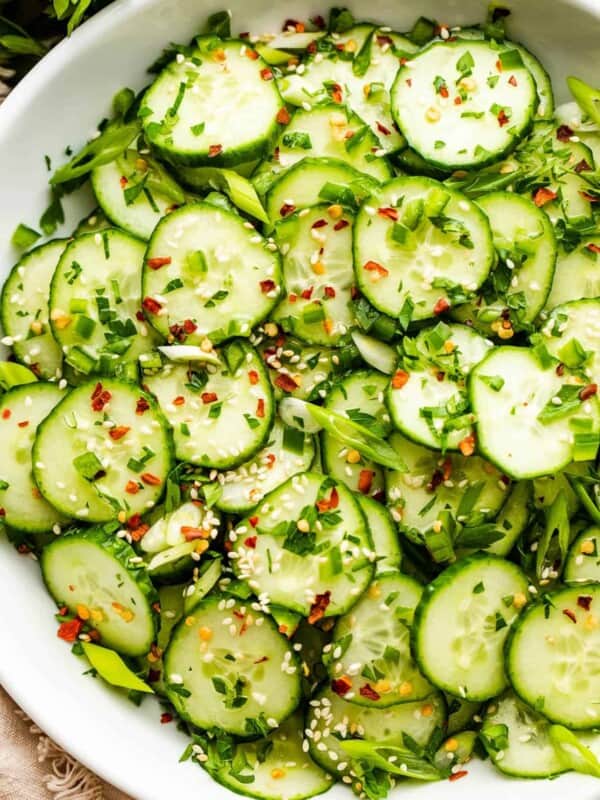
[352,28,374,77]
[205,10,231,37]
[338,740,442,781]
[67,0,93,35]
[201,169,268,223]
[0,362,38,391]
[536,489,569,578]
[282,132,313,150]
[0,34,46,56]
[329,7,355,32]
[81,643,153,693]
[567,76,600,127]
[304,402,406,471]
[11,223,41,250]
[550,725,600,777]
[51,120,142,185]
[537,384,582,424]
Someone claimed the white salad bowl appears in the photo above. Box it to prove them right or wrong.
[1,0,600,798]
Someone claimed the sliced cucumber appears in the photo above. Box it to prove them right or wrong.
[50,229,160,377]
[533,467,582,518]
[142,37,281,167]
[386,323,492,450]
[216,419,316,513]
[91,151,183,240]
[546,135,595,226]
[253,103,392,193]
[470,346,600,480]
[0,383,67,532]
[541,299,600,384]
[351,330,397,375]
[145,340,274,470]
[306,686,446,778]
[230,472,374,618]
[413,553,529,701]
[322,370,390,498]
[481,690,566,778]
[73,208,112,236]
[391,40,537,169]
[325,571,431,707]
[357,496,401,574]
[1,240,66,380]
[280,25,418,154]
[386,432,508,545]
[164,594,301,736]
[564,527,600,585]
[265,157,378,221]
[33,379,173,522]
[210,711,334,800]
[506,585,600,729]
[41,527,158,656]
[453,192,557,334]
[545,238,600,310]
[272,204,355,345]
[142,203,282,346]
[353,176,494,321]
[183,556,223,613]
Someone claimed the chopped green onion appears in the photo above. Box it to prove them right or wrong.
[11,223,41,250]
[81,642,153,694]
[73,451,105,480]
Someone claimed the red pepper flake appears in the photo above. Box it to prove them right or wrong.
[279,203,296,217]
[288,292,298,303]
[308,591,331,624]
[573,158,592,175]
[434,297,450,315]
[265,453,276,469]
[91,382,112,412]
[249,516,259,528]
[454,96,462,105]
[556,363,565,377]
[533,187,558,207]
[160,712,173,724]
[127,513,142,530]
[274,373,299,393]
[141,472,162,486]
[276,107,291,125]
[256,398,265,418]
[125,481,140,495]
[181,526,208,541]
[427,468,444,492]
[146,256,172,270]
[244,536,257,549]
[497,109,510,127]
[563,608,577,623]
[330,83,343,104]
[324,286,336,299]
[577,595,593,611]
[248,370,259,385]
[331,676,353,696]
[449,770,468,783]
[0,508,5,517]
[136,397,150,415]
[183,319,197,334]
[556,124,574,142]
[311,14,326,29]
[496,59,503,71]
[172,396,186,406]
[136,310,145,321]
[377,206,398,221]
[259,279,276,294]
[260,67,274,81]
[579,383,598,401]
[312,218,328,229]
[142,296,162,314]
[301,287,314,300]
[1,409,11,420]
[363,260,389,279]
[435,370,445,382]
[57,618,83,642]
[359,683,381,701]
[459,435,476,457]
[316,487,339,513]
[208,144,223,158]
[109,425,130,441]
[376,34,393,47]
[358,470,374,494]
[334,219,349,231]
[17,420,29,428]
[581,191,599,202]
[391,370,409,390]
[201,392,218,404]
[376,121,391,136]
[587,243,600,254]
[508,74,518,87]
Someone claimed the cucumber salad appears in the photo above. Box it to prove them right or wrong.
[4,5,600,799]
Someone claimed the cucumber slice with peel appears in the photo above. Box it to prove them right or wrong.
[506,585,600,729]
[325,571,432,707]
[41,528,158,657]
[564,526,600,585]
[545,238,600,310]
[357,496,401,574]
[413,553,529,701]
[230,472,374,618]
[164,593,301,736]
[351,331,397,375]
[541,299,600,384]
